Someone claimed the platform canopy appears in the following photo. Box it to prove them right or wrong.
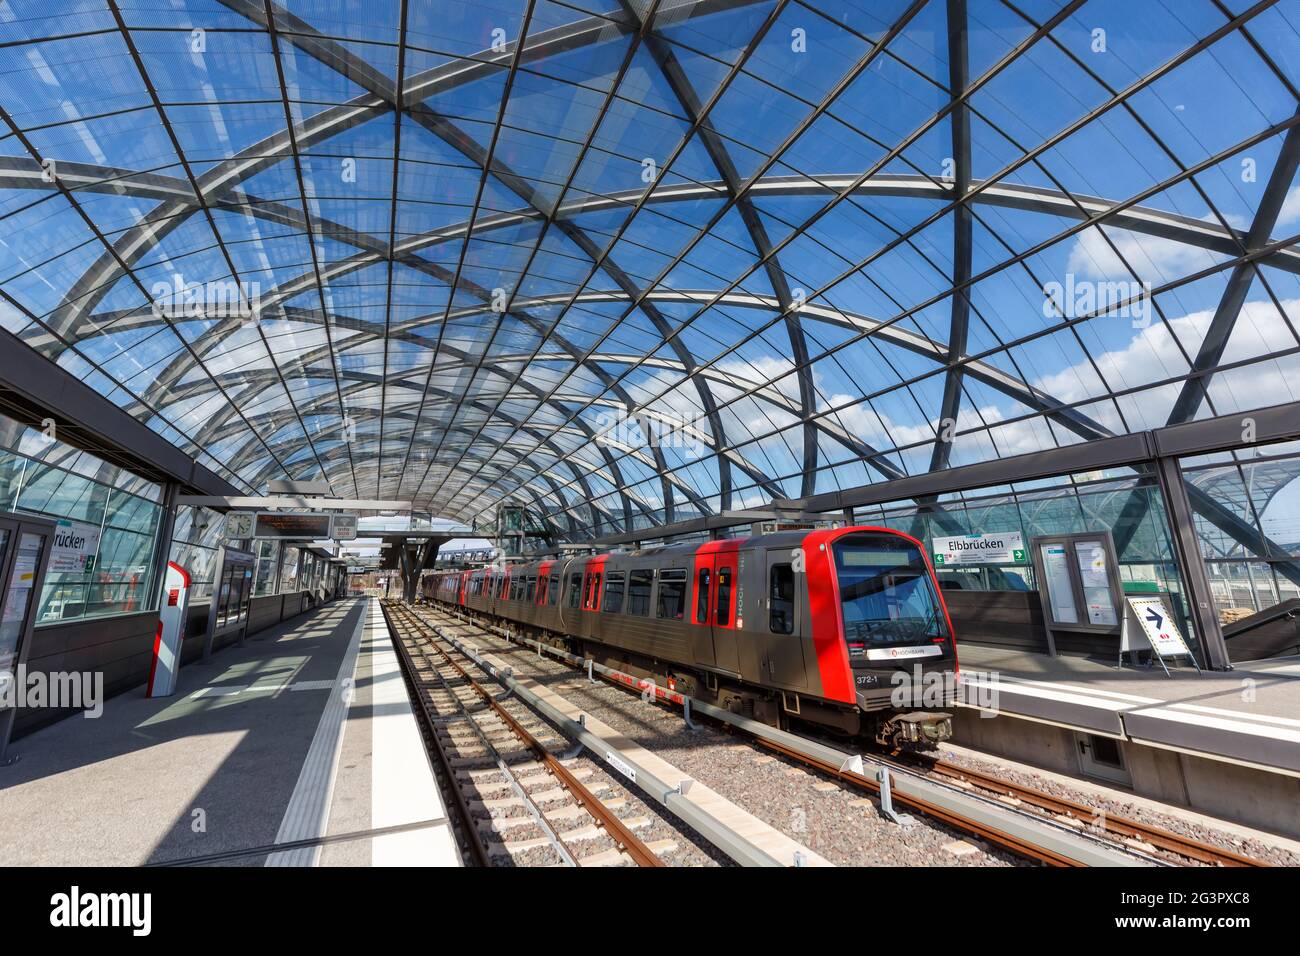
[0,0,1297,539]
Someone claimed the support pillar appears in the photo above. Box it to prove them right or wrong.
[147,482,180,612]
[1155,455,1231,670]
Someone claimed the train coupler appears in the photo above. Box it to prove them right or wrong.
[877,711,953,750]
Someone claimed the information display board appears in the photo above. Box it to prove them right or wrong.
[1029,531,1126,657]
[254,512,333,539]
[226,511,358,541]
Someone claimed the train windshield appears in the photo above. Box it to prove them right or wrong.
[832,536,948,651]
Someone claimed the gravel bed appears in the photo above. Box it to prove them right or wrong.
[426,609,1024,867]
[403,618,722,867]
[936,746,1300,867]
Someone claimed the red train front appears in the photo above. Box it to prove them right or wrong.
[423,526,958,748]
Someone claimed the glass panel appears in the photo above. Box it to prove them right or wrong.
[695,568,710,623]
[1,532,42,672]
[1073,540,1117,627]
[716,567,732,626]
[602,572,625,614]
[1040,543,1078,625]
[833,536,948,649]
[627,570,653,616]
[768,563,795,635]
[254,540,280,596]
[656,569,686,620]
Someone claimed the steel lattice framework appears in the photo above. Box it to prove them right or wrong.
[0,0,1297,538]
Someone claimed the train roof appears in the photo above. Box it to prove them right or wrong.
[429,526,919,574]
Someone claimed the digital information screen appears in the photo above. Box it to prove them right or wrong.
[253,512,333,539]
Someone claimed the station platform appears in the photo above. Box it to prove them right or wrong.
[0,598,459,866]
[956,644,1300,777]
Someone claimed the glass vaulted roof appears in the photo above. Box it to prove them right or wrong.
[0,0,1298,538]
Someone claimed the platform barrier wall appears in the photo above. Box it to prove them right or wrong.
[12,588,336,739]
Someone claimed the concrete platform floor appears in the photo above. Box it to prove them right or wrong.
[0,597,457,866]
[955,643,1300,721]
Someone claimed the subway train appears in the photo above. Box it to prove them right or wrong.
[424,526,959,747]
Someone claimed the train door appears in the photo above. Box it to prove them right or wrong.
[692,544,741,675]
[756,547,808,690]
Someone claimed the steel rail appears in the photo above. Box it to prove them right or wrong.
[915,757,1269,868]
[431,601,1271,867]
[385,602,664,868]
[418,602,1143,867]
[383,600,490,867]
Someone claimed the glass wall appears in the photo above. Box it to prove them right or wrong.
[253,540,280,596]
[1180,440,1300,625]
[169,506,228,603]
[855,465,1181,598]
[0,413,164,624]
[278,546,302,594]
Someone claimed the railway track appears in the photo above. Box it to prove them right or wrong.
[416,601,1270,868]
[383,603,665,867]
[906,755,1268,868]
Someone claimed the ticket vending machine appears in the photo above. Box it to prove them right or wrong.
[147,561,191,698]
[0,511,55,763]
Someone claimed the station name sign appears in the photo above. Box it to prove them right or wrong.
[225,511,358,541]
[933,531,1026,566]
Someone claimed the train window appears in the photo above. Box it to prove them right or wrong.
[536,574,547,605]
[769,563,795,634]
[716,567,732,626]
[657,569,687,620]
[627,570,653,616]
[527,576,537,603]
[603,572,626,613]
[695,568,710,623]
[583,572,602,609]
[547,575,560,606]
[567,572,583,608]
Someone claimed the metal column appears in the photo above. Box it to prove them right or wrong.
[146,482,180,613]
[1155,455,1231,670]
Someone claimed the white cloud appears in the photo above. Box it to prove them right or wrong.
[1279,185,1300,228]
[1066,223,1227,285]
[1034,298,1300,428]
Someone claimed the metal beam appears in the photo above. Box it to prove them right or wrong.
[1165,108,1300,426]
[173,496,413,510]
[1156,455,1231,669]
[0,325,239,496]
[928,0,973,475]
